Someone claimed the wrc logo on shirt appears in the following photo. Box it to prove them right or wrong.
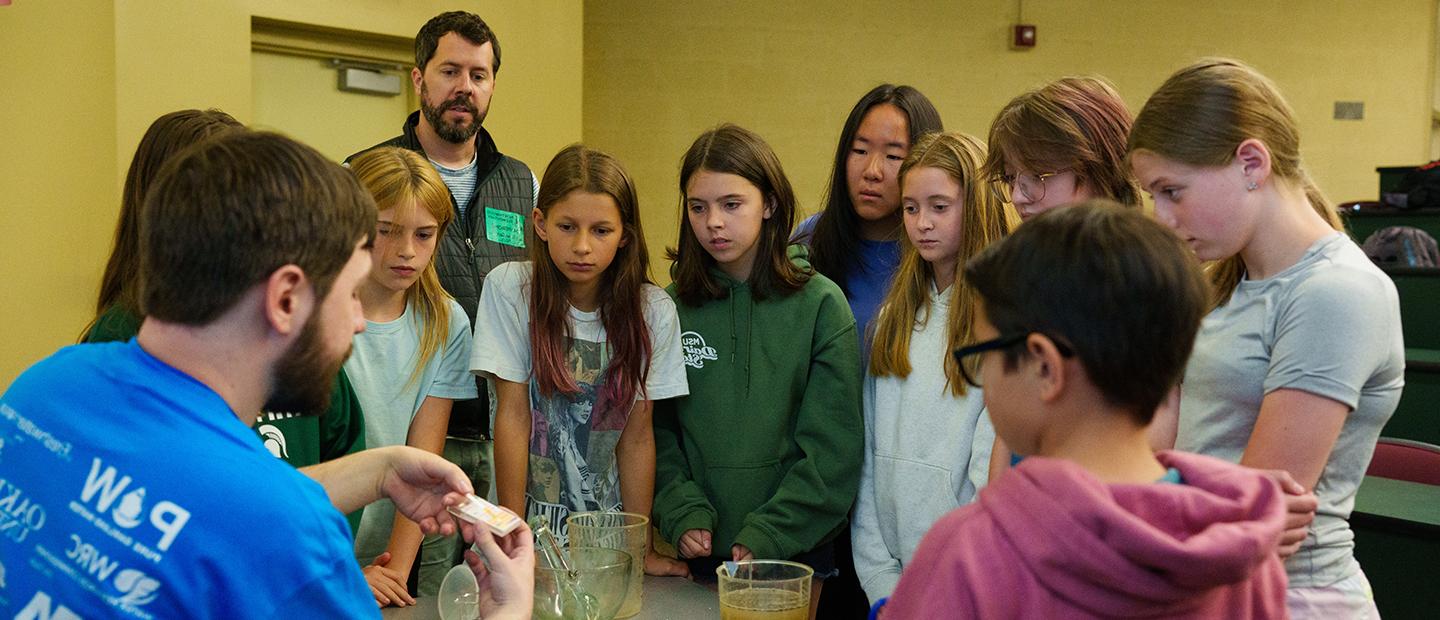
[681,331,718,369]
[64,533,163,607]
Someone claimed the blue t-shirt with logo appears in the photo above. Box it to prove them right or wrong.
[0,341,377,619]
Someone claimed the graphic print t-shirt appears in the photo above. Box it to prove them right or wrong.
[471,262,688,540]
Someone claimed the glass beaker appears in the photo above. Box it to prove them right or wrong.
[566,511,649,618]
[716,560,812,620]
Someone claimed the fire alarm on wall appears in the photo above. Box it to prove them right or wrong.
[1013,24,1037,49]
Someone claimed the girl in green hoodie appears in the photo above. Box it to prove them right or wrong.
[654,123,864,618]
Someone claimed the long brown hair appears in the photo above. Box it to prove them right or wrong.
[530,144,653,413]
[669,123,810,306]
[88,109,242,337]
[1128,58,1342,309]
[870,132,1014,396]
[349,147,457,388]
[984,76,1140,207]
[808,85,944,293]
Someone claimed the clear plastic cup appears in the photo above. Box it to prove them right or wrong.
[566,512,648,618]
[534,547,633,620]
[717,560,813,620]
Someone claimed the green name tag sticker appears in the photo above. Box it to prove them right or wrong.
[484,207,526,248]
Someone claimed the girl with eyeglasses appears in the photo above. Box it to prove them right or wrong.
[982,77,1160,478]
[851,131,1014,605]
[983,76,1140,222]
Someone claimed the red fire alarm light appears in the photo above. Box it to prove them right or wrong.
[1013,24,1037,49]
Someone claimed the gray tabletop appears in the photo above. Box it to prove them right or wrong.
[381,575,719,620]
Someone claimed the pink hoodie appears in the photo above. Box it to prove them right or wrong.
[883,451,1289,619]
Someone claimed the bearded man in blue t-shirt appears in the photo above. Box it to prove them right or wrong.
[0,131,533,620]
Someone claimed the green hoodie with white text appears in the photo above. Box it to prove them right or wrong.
[653,245,864,561]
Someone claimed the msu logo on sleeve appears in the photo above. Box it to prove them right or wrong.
[680,331,718,369]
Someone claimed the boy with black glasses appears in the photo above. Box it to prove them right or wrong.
[876,202,1289,619]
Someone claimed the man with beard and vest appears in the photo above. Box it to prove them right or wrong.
[346,10,536,599]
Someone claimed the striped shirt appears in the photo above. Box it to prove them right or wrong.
[431,154,479,219]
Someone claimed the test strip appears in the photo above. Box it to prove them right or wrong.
[446,493,523,536]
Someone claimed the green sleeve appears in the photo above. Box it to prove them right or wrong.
[734,294,864,560]
[318,370,367,535]
[651,396,717,546]
[319,370,366,461]
[84,305,142,343]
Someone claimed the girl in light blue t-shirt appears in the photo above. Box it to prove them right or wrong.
[345,147,479,608]
[1130,59,1402,619]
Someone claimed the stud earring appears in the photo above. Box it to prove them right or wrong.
[1246,181,1258,191]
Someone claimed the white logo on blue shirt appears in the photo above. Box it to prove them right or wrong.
[0,403,73,462]
[39,533,163,618]
[112,568,161,607]
[72,458,190,555]
[681,331,719,369]
[257,424,289,459]
[67,533,121,581]
[0,477,46,544]
[16,590,82,620]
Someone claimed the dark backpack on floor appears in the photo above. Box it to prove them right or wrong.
[1362,226,1440,267]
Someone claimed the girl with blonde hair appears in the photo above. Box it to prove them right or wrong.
[346,146,478,608]
[852,131,1013,603]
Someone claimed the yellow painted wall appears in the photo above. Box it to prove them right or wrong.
[0,0,118,387]
[250,50,418,163]
[1433,4,1440,161]
[113,0,583,187]
[0,0,582,388]
[4,0,1437,388]
[584,0,1440,280]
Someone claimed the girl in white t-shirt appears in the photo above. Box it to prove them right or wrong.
[472,145,689,575]
[346,147,478,608]
[852,131,1013,603]
[1129,58,1403,618]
